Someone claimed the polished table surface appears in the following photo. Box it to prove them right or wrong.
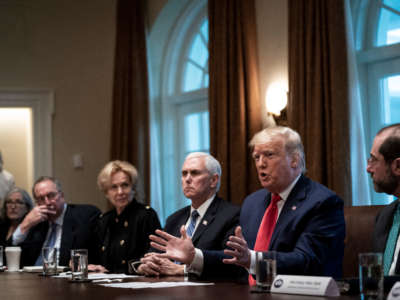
[0,272,361,300]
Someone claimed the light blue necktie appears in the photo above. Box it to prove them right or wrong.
[186,210,199,238]
[384,204,400,275]
[35,223,58,266]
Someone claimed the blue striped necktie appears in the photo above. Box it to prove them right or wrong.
[384,204,400,275]
[35,223,58,266]
[186,210,199,238]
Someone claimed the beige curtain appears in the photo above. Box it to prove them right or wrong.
[110,0,151,203]
[208,0,262,205]
[288,0,351,203]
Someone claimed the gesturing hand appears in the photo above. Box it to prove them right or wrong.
[19,205,56,234]
[149,225,195,265]
[223,226,251,269]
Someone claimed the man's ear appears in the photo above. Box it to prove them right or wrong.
[210,174,219,189]
[392,158,400,176]
[290,153,299,169]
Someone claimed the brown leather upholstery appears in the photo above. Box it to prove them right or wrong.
[343,205,385,277]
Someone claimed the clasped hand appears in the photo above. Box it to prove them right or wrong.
[137,253,184,276]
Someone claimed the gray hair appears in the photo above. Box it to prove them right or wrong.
[32,176,63,200]
[1,187,34,219]
[185,152,222,191]
[249,126,306,173]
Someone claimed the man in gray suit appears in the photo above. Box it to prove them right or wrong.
[369,124,400,275]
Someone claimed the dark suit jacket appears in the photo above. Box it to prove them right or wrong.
[19,204,101,267]
[373,199,400,273]
[163,196,245,280]
[94,199,161,273]
[241,175,345,278]
[0,219,13,247]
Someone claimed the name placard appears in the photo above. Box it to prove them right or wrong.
[270,275,340,297]
[388,281,400,300]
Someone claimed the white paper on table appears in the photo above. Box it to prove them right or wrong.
[22,266,68,273]
[53,272,138,280]
[99,281,214,289]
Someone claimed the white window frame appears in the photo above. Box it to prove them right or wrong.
[353,0,400,204]
[148,0,208,222]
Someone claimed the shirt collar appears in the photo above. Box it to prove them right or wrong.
[51,203,67,227]
[190,194,215,220]
[277,174,301,201]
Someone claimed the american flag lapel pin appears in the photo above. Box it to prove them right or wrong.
[202,220,208,226]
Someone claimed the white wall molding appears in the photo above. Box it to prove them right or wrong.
[0,89,54,180]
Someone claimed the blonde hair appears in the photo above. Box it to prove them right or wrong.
[97,160,138,193]
[249,126,306,173]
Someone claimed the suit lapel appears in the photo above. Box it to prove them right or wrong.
[59,206,75,264]
[172,207,190,237]
[269,175,308,249]
[191,197,219,244]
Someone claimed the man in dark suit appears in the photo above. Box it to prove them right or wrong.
[369,124,400,275]
[12,176,100,266]
[223,126,345,281]
[136,152,243,279]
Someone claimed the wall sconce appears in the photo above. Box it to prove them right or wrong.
[265,82,288,125]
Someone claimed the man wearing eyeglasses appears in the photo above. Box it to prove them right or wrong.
[12,176,101,267]
[368,124,400,275]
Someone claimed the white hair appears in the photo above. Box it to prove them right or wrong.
[184,152,222,191]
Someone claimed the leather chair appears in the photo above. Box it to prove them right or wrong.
[343,205,384,277]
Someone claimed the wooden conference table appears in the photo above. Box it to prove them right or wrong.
[0,272,363,300]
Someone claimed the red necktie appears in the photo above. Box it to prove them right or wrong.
[249,193,281,285]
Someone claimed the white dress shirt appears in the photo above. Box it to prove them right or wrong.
[13,203,67,252]
[248,175,301,274]
[184,194,215,276]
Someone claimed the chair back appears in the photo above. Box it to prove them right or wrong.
[343,205,384,277]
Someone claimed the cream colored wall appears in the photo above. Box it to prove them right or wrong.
[0,0,116,211]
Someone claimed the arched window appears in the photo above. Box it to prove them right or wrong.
[148,0,209,224]
[353,0,400,204]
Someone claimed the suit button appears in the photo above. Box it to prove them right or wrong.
[115,218,119,223]
[101,246,106,252]
[122,260,126,264]
[120,240,125,246]
[124,221,128,227]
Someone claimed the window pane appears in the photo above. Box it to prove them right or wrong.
[202,111,210,150]
[189,35,208,67]
[383,0,400,13]
[183,62,203,92]
[181,18,209,93]
[184,111,210,153]
[184,113,201,151]
[200,20,208,41]
[205,74,209,87]
[382,75,400,124]
[377,8,400,46]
